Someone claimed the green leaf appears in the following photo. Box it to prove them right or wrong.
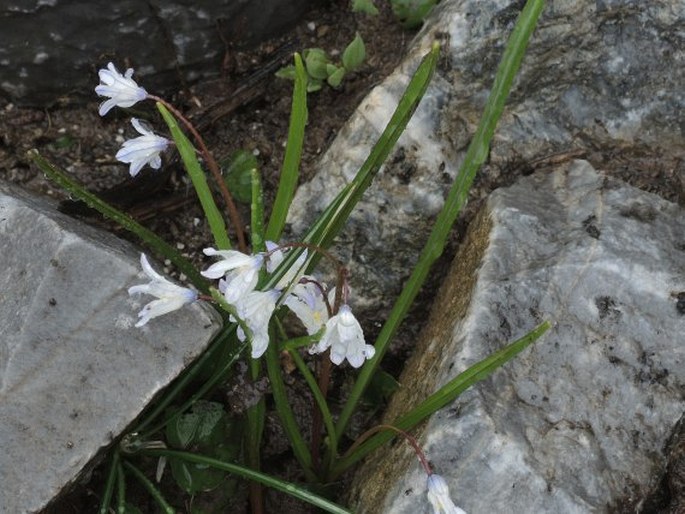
[166,401,226,449]
[351,0,379,15]
[334,0,547,451]
[165,401,240,494]
[157,103,231,250]
[327,66,346,88]
[275,65,297,80]
[331,321,551,476]
[342,33,366,72]
[266,53,308,241]
[306,79,323,93]
[304,48,332,80]
[390,0,437,28]
[28,150,210,293]
[222,150,258,203]
[142,449,352,514]
[363,368,400,407]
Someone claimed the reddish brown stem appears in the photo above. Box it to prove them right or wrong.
[149,95,247,252]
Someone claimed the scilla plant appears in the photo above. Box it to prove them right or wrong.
[30,1,547,512]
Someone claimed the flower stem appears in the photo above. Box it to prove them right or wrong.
[150,95,247,252]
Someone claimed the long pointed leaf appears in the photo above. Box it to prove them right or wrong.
[28,149,209,292]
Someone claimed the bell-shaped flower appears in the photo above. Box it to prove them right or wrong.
[232,289,279,358]
[201,248,264,304]
[284,281,333,335]
[128,253,198,328]
[309,304,374,368]
[265,242,308,290]
[95,62,148,116]
[116,118,170,177]
[426,474,467,514]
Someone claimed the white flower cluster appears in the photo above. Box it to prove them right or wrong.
[129,244,375,368]
[95,62,169,177]
[202,243,375,366]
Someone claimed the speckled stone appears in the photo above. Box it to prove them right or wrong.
[286,0,684,319]
[350,160,685,513]
[0,0,318,105]
[0,182,221,513]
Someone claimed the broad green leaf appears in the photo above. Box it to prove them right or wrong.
[351,0,379,15]
[327,66,346,88]
[275,65,297,80]
[390,0,437,28]
[342,33,366,72]
[222,149,258,203]
[304,48,331,80]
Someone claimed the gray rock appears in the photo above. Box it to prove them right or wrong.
[286,0,684,316]
[0,0,317,105]
[350,160,685,513]
[0,182,221,513]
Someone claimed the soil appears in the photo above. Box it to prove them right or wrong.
[0,2,415,514]
[2,1,684,513]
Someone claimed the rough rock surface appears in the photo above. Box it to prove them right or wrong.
[0,182,221,513]
[350,160,685,513]
[286,0,684,317]
[0,0,318,105]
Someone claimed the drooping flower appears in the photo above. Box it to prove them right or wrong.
[265,241,308,290]
[426,474,467,514]
[95,62,148,116]
[309,304,374,368]
[232,289,279,358]
[128,253,198,328]
[284,281,333,335]
[116,118,170,177]
[201,248,263,304]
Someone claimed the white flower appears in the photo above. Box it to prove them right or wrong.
[95,62,148,116]
[116,118,170,177]
[284,281,333,335]
[265,242,308,290]
[128,253,198,328]
[426,474,467,514]
[201,248,264,304]
[232,289,279,358]
[309,304,374,368]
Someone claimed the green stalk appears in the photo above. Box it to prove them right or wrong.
[157,103,231,250]
[141,449,351,514]
[288,348,339,468]
[265,336,317,481]
[115,460,126,514]
[333,0,546,449]
[266,53,308,241]
[98,450,120,514]
[123,461,175,514]
[247,168,267,512]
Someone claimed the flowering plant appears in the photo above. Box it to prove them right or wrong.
[28,2,548,511]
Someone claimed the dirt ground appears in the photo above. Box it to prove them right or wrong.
[2,0,684,512]
[0,2,418,513]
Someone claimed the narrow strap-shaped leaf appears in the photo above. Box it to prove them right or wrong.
[122,460,175,514]
[28,149,209,293]
[250,168,266,252]
[266,52,308,241]
[156,103,231,250]
[330,321,551,477]
[335,0,546,444]
[265,339,317,481]
[142,449,351,514]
